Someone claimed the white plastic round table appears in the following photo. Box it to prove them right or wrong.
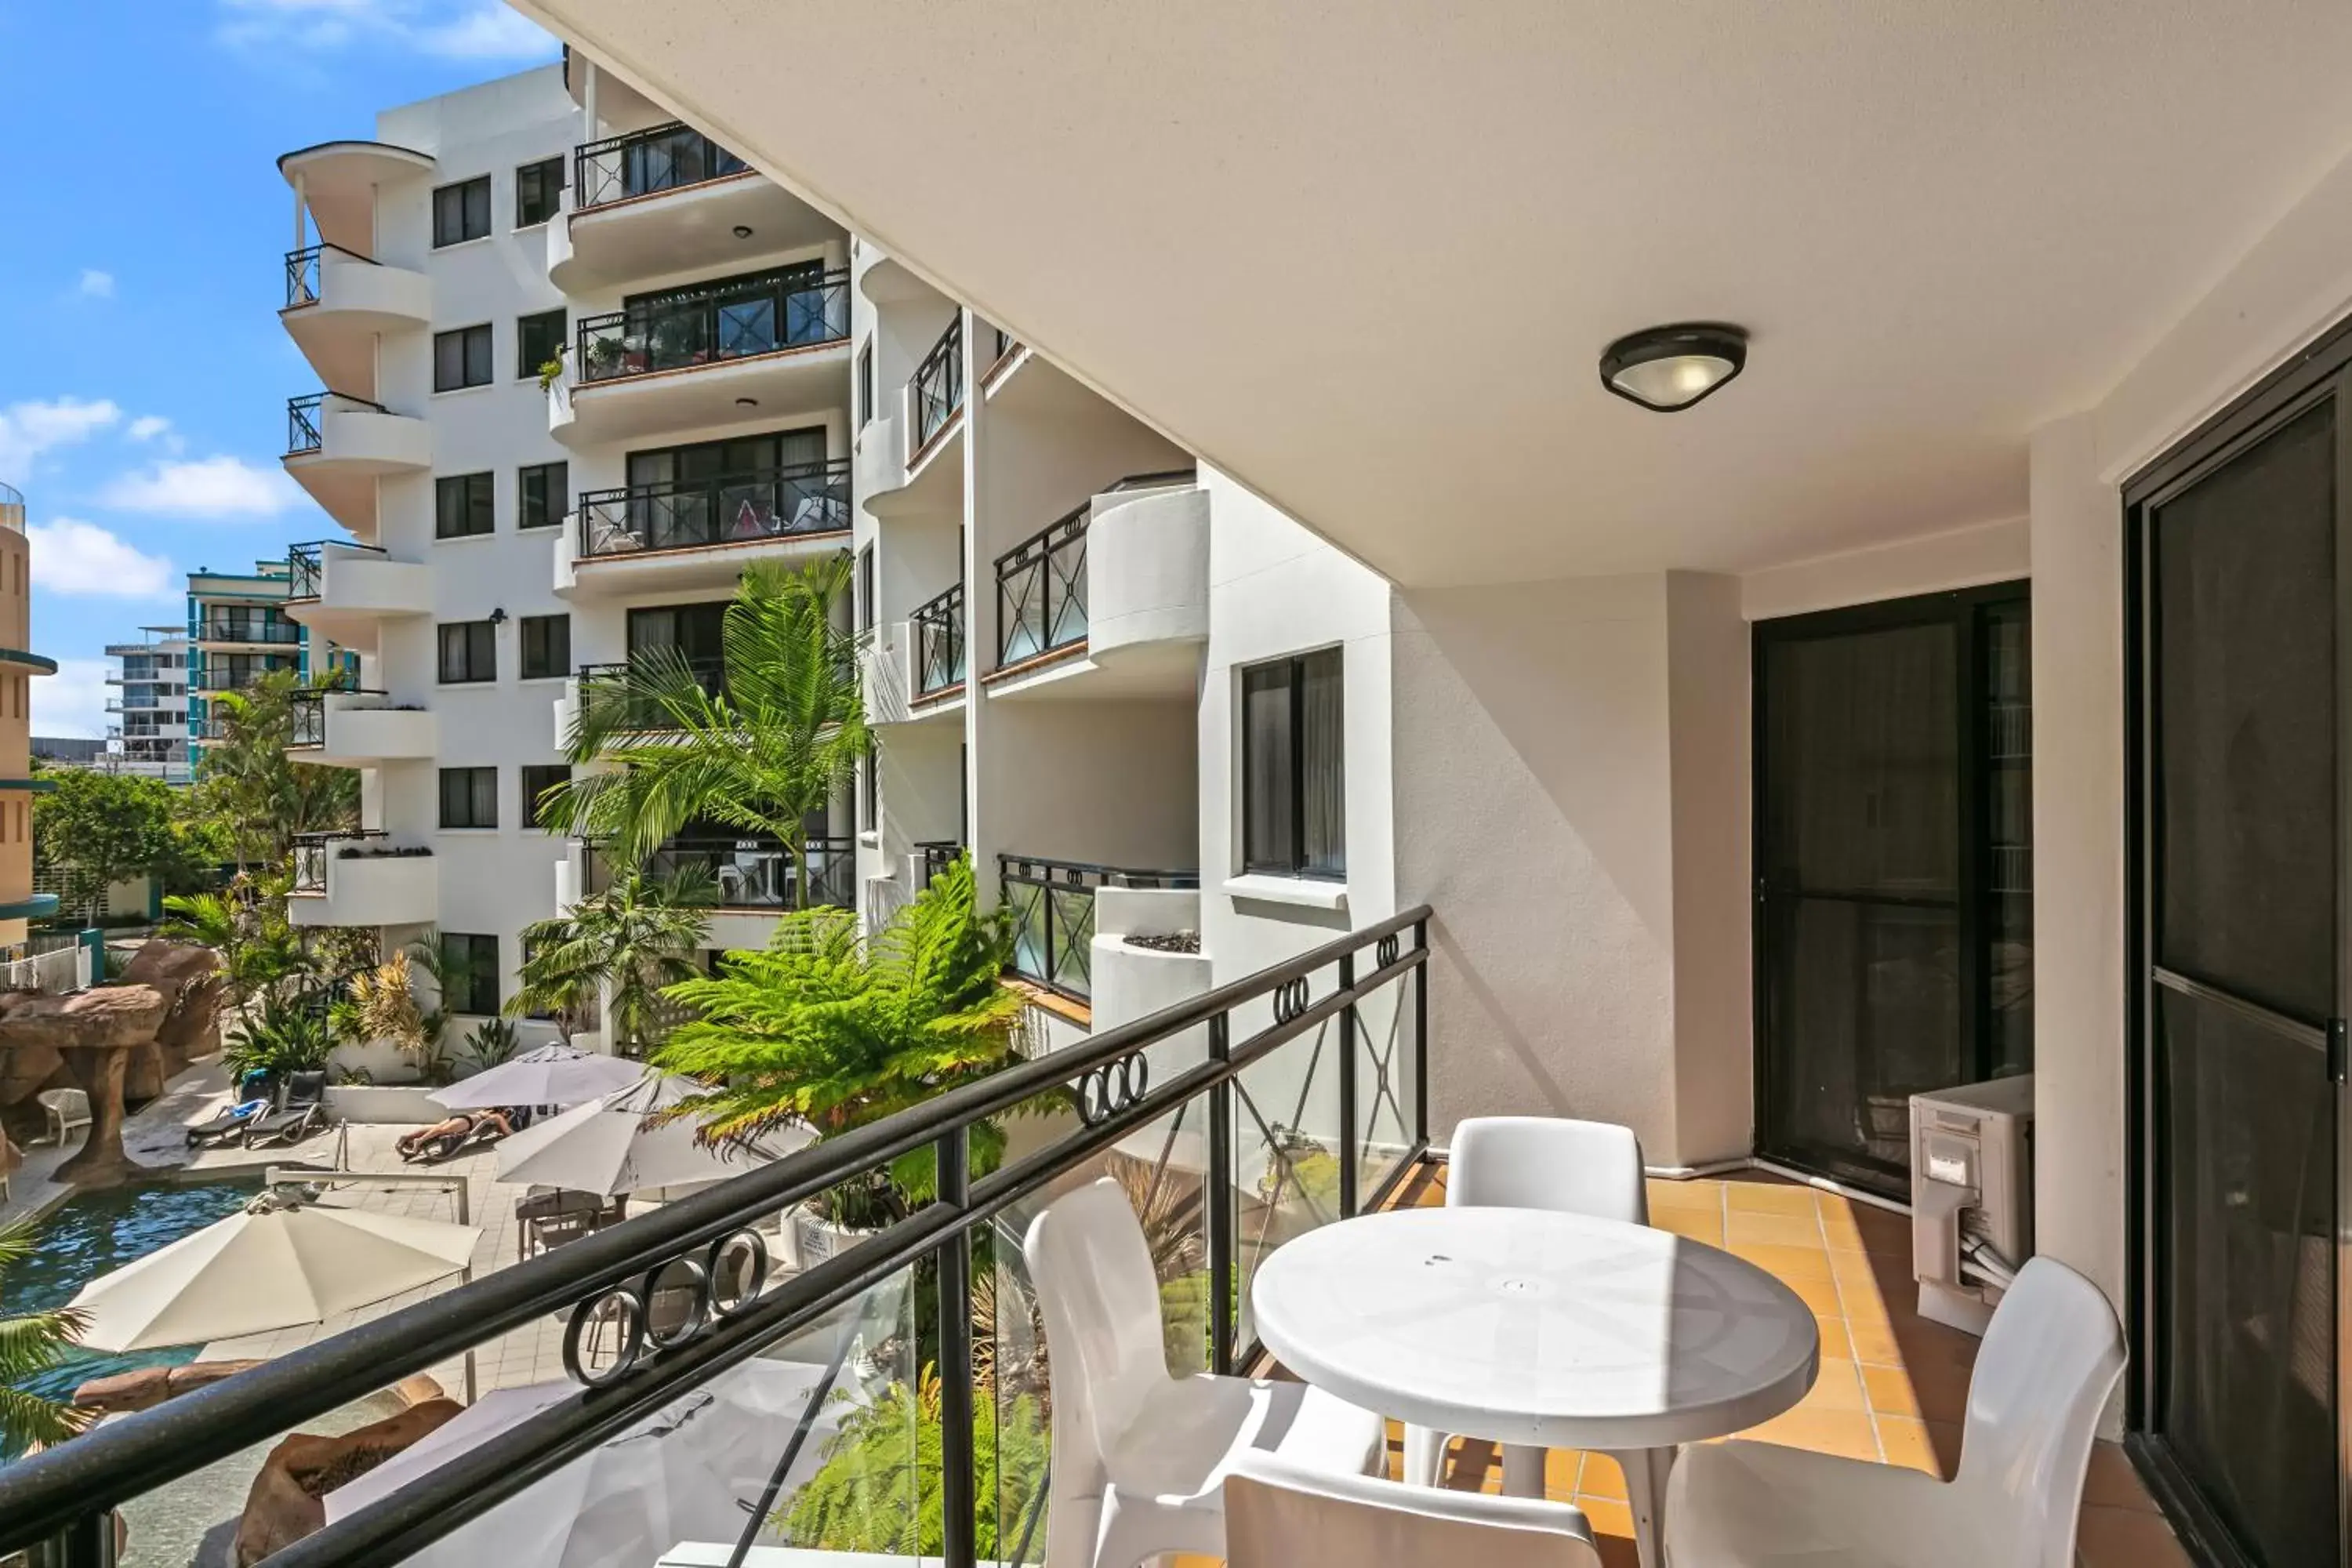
[1250,1206,1820,1568]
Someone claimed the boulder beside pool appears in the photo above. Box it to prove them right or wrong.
[233,1398,465,1567]
[73,1358,267,1414]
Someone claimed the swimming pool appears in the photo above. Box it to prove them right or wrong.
[4,1178,261,1409]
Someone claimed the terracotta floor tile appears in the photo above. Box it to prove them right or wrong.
[1811,1315,1854,1360]
[1729,1239,1838,1282]
[1817,1203,1869,1252]
[1735,1406,1882,1462]
[1544,1446,1582,1497]
[1873,1414,1944,1477]
[1643,1177,1725,1213]
[1859,1362,1926,1420]
[1798,1358,1869,1414]
[2076,1503,2193,1568]
[1653,1210,1725,1245]
[2082,1440,2158,1512]
[1850,1205,1915,1257]
[1577,1451,1626,1501]
[1768,1268,1849,1316]
[1828,1244,1891,1301]
[1725,1209,1831,1249]
[1574,1495,1635,1540]
[1725,1181,1821,1217]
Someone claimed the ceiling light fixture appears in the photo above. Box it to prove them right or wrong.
[1599,323,1748,412]
[731,224,755,239]
[734,397,759,408]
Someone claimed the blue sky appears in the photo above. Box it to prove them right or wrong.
[0,0,561,737]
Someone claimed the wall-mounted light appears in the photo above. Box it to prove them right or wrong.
[1599,323,1748,412]
[488,608,509,626]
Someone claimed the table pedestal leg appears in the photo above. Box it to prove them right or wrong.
[1500,1442,1547,1497]
[1403,1425,1448,1488]
[1610,1446,1677,1568]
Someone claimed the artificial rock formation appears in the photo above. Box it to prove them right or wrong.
[0,941,222,1186]
[72,1358,266,1414]
[233,1398,463,1567]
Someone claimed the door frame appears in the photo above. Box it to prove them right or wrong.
[1749,581,2029,1196]
[2122,311,2352,1568]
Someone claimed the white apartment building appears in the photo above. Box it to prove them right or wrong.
[101,626,190,782]
[275,64,856,1040]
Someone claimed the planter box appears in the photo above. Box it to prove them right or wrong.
[322,1084,450,1125]
[785,1208,870,1273]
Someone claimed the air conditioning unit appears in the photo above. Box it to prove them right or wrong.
[1909,1074,2034,1337]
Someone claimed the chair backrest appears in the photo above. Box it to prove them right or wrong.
[38,1088,91,1123]
[284,1070,328,1105]
[1448,1116,1648,1223]
[1225,1453,1602,1567]
[1953,1257,2127,1568]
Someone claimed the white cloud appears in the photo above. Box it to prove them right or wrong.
[0,398,122,487]
[99,456,304,520]
[77,270,115,299]
[27,519,178,601]
[217,0,556,60]
[126,416,171,442]
[32,659,111,742]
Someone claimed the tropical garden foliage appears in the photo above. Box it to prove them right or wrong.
[505,866,713,1055]
[0,1224,91,1459]
[543,557,866,908]
[186,667,359,869]
[30,768,222,921]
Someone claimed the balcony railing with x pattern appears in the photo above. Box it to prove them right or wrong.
[574,122,750,211]
[286,684,381,748]
[0,901,1429,1568]
[911,314,964,452]
[912,580,966,695]
[285,390,394,456]
[576,460,851,559]
[290,829,393,893]
[573,269,850,387]
[282,241,376,310]
[285,540,387,601]
[996,503,1089,667]
[1000,854,1201,1002]
[587,833,856,911]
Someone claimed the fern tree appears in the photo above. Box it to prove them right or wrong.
[0,1224,92,1459]
[654,854,1023,1199]
[545,557,866,907]
[506,867,713,1055]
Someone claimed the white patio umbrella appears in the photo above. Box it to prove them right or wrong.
[431,1044,649,1111]
[493,1072,810,1200]
[67,1192,481,1353]
[323,1358,854,1567]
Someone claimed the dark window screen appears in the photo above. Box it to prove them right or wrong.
[439,767,498,829]
[1241,648,1344,877]
[433,176,491,246]
[2153,401,2338,1022]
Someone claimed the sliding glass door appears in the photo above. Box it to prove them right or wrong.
[2129,358,2349,1567]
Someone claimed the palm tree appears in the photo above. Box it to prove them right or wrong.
[0,1223,92,1458]
[188,666,360,869]
[506,867,715,1056]
[543,557,866,907]
[653,855,1025,1199]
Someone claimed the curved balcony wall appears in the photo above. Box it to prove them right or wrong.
[288,844,437,927]
[282,395,430,543]
[281,245,431,400]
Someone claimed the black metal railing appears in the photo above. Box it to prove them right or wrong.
[191,659,299,693]
[290,829,390,893]
[912,314,964,452]
[1000,854,1201,1002]
[286,685,386,749]
[912,580,966,695]
[285,390,394,456]
[575,657,728,729]
[0,898,1430,1568]
[574,121,750,210]
[917,839,962,886]
[996,503,1090,666]
[572,269,850,387]
[198,615,303,646]
[989,325,1021,368]
[586,833,856,910]
[282,241,376,310]
[285,540,387,602]
[576,460,850,559]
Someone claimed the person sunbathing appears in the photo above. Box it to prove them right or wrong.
[395,1108,515,1160]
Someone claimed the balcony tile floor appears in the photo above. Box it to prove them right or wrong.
[1316,1162,2186,1568]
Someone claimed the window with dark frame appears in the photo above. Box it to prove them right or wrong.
[518,461,568,529]
[519,614,570,680]
[432,176,492,247]
[856,340,873,426]
[437,620,497,684]
[438,767,499,830]
[434,324,494,391]
[435,472,495,538]
[514,157,564,227]
[439,931,499,1014]
[856,545,875,631]
[1240,647,1345,879]
[860,742,880,832]
[521,764,570,830]
[517,310,566,379]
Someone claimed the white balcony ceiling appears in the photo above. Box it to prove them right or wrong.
[521,0,2352,586]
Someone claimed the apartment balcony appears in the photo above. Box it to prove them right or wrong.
[984,470,1208,701]
[584,831,854,948]
[287,831,437,927]
[554,460,851,597]
[1000,853,1201,1005]
[863,582,966,725]
[286,688,435,766]
[548,122,840,292]
[547,270,851,448]
[278,139,434,256]
[561,659,728,746]
[282,391,431,542]
[190,660,298,695]
[851,239,939,307]
[284,540,430,655]
[194,615,303,651]
[280,243,430,400]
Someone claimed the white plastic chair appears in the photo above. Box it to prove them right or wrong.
[1405,1116,1648,1491]
[38,1087,91,1147]
[1664,1255,2126,1568]
[1225,1451,1603,1567]
[1025,1177,1386,1568]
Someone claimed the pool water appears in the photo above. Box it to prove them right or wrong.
[3,1178,260,1410]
